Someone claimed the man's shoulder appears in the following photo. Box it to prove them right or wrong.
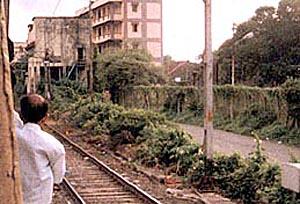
[13,110,24,129]
[40,129,64,149]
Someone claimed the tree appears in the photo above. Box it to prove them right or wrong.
[94,48,164,103]
[0,0,23,203]
[216,0,300,87]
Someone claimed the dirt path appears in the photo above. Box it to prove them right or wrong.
[179,124,300,166]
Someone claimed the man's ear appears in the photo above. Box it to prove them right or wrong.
[39,114,48,124]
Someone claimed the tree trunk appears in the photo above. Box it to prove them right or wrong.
[0,0,23,203]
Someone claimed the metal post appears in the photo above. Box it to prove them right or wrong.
[44,63,48,99]
[44,61,51,100]
[231,54,235,86]
[231,23,237,86]
[88,0,94,93]
[203,0,213,159]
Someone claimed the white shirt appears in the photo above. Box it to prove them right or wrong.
[17,123,66,204]
[14,110,23,129]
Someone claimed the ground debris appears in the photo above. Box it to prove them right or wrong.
[166,188,205,203]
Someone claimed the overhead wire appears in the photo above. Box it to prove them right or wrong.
[52,0,62,15]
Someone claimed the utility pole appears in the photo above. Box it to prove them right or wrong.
[44,60,51,100]
[0,0,23,202]
[231,53,235,85]
[203,0,213,159]
[231,23,237,86]
[88,0,94,93]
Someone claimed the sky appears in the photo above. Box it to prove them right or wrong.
[9,0,281,61]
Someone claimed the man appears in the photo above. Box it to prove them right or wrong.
[17,94,66,204]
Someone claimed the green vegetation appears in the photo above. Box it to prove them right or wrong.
[282,79,300,128]
[94,48,165,103]
[43,1,300,201]
[51,82,299,203]
[216,0,300,86]
[122,82,300,145]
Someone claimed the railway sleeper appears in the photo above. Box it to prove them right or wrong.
[84,198,142,204]
[76,187,125,192]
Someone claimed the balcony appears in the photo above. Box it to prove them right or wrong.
[93,13,123,27]
[94,33,123,44]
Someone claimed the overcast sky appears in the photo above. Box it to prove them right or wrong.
[9,0,280,61]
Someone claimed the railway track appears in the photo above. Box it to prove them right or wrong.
[45,124,162,204]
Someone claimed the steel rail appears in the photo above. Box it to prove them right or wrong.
[45,124,162,204]
[61,178,86,204]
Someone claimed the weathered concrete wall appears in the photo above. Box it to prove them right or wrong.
[147,41,161,58]
[127,2,142,19]
[13,42,26,61]
[127,22,142,38]
[32,17,90,66]
[147,22,160,38]
[77,0,163,63]
[146,2,161,19]
[26,16,90,93]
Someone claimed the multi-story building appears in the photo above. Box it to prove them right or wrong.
[26,16,91,93]
[13,42,27,62]
[76,0,163,63]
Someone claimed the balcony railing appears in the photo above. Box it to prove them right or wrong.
[93,13,123,27]
[94,33,122,44]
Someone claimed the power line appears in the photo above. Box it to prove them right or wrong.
[52,0,62,15]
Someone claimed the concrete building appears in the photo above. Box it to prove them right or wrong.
[76,0,163,63]
[13,42,27,62]
[26,16,91,94]
[167,61,203,87]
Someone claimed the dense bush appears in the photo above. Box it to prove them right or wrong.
[125,84,300,145]
[188,137,299,203]
[94,49,165,103]
[136,127,200,176]
[51,82,299,203]
[218,103,277,135]
[65,93,170,149]
[108,109,166,138]
[282,79,300,128]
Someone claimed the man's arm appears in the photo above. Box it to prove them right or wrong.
[49,144,66,184]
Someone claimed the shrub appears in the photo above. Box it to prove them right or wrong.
[108,109,166,138]
[282,79,300,128]
[259,122,300,145]
[51,83,299,203]
[239,104,277,131]
[136,126,197,172]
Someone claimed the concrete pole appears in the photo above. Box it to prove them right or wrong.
[44,62,51,100]
[0,0,23,202]
[231,23,236,86]
[203,0,214,159]
[27,65,31,94]
[44,64,49,99]
[88,0,94,93]
[231,54,235,86]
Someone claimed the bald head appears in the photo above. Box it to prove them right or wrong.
[20,94,48,123]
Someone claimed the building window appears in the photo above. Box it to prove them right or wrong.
[98,9,101,19]
[103,26,106,36]
[77,48,85,60]
[98,27,102,37]
[105,25,109,35]
[132,3,138,12]
[102,7,106,16]
[107,6,110,16]
[113,23,122,34]
[115,3,121,14]
[132,23,138,32]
